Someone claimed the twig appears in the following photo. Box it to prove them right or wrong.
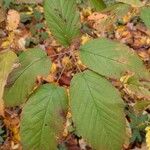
[71,52,82,73]
[56,53,72,83]
[49,50,74,58]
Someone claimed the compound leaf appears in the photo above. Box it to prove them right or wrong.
[20,84,68,150]
[4,48,51,107]
[80,38,150,80]
[44,0,80,46]
[70,70,126,150]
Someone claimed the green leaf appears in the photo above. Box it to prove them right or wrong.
[123,76,150,100]
[102,3,131,19]
[20,13,32,23]
[116,0,144,7]
[0,51,17,114]
[89,0,106,11]
[134,100,150,112]
[125,84,150,100]
[4,48,51,107]
[140,7,150,29]
[0,1,6,23]
[44,0,81,46]
[3,0,12,8]
[20,84,68,150]
[70,70,126,150]
[99,3,131,30]
[103,0,116,6]
[13,0,43,4]
[80,38,150,80]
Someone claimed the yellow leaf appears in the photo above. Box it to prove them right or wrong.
[82,7,92,17]
[51,63,57,73]
[120,74,134,84]
[62,56,72,69]
[0,51,17,116]
[81,34,91,45]
[146,126,150,150]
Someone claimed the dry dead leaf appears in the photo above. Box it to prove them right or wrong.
[51,63,57,73]
[62,56,72,70]
[88,12,107,21]
[82,7,92,18]
[43,74,55,83]
[6,10,20,31]
[81,34,91,45]
[138,51,150,61]
[88,12,108,33]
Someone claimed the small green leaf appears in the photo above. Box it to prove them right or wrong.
[140,7,150,29]
[100,3,131,30]
[4,48,51,107]
[20,13,32,23]
[70,70,126,150]
[3,0,12,8]
[44,0,81,46]
[103,3,131,20]
[40,32,49,41]
[20,84,68,150]
[80,38,150,80]
[134,100,150,112]
[89,0,106,11]
[0,51,17,114]
[116,0,144,7]
[34,10,43,21]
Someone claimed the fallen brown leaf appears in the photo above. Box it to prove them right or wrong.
[6,10,20,31]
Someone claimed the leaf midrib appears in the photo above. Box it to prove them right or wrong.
[81,49,127,65]
[81,73,121,149]
[39,89,55,148]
